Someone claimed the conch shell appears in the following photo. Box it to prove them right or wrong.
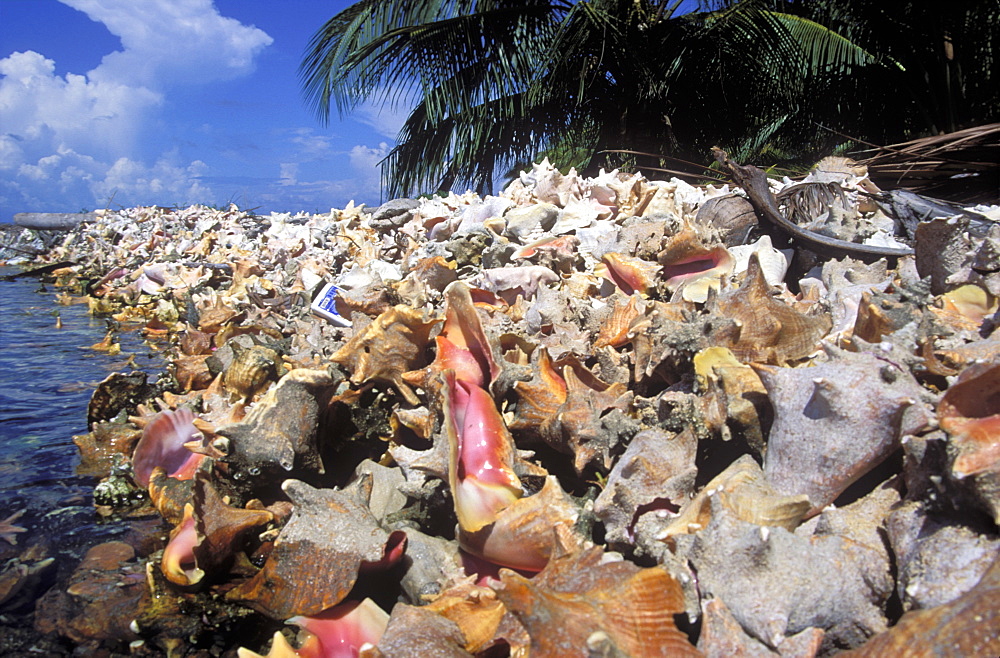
[595,252,661,296]
[161,472,273,588]
[758,348,935,515]
[223,343,279,401]
[496,541,702,656]
[132,407,205,487]
[658,224,735,303]
[443,370,523,534]
[938,359,1000,522]
[659,455,811,541]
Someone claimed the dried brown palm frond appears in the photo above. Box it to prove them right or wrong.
[851,123,999,204]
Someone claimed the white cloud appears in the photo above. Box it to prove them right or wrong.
[60,0,273,88]
[348,142,390,192]
[0,135,24,169]
[0,50,160,160]
[289,128,335,160]
[92,156,212,205]
[353,96,415,139]
[0,0,271,216]
[248,143,389,213]
[279,162,298,186]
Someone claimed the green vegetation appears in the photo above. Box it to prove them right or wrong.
[301,0,997,196]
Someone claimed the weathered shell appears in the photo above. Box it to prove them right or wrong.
[217,368,337,475]
[758,348,935,515]
[223,343,279,401]
[87,371,154,428]
[459,476,582,572]
[839,555,1000,657]
[694,193,758,246]
[226,476,406,619]
[330,304,438,406]
[693,346,770,455]
[594,428,698,549]
[72,421,142,478]
[361,602,472,657]
[939,359,1000,478]
[496,542,702,657]
[173,354,214,392]
[938,359,1000,522]
[593,293,645,349]
[595,252,661,296]
[511,351,634,473]
[887,500,1000,612]
[195,292,244,332]
[707,253,831,364]
[657,224,735,303]
[686,494,891,650]
[698,598,824,658]
[728,235,791,287]
[161,471,273,588]
[660,455,810,541]
[421,580,511,654]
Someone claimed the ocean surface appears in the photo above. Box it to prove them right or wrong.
[0,268,166,567]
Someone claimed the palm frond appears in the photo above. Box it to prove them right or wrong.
[769,12,881,74]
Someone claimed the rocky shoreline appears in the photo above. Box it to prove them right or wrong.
[1,157,998,656]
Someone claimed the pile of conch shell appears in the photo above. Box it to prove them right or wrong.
[26,155,1000,655]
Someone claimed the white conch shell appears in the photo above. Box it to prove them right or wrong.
[729,235,792,287]
[551,198,599,234]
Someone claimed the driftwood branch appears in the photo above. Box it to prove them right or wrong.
[712,147,914,260]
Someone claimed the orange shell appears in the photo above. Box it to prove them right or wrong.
[497,543,703,657]
[938,360,1000,478]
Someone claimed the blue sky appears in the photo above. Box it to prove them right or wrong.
[0,0,410,222]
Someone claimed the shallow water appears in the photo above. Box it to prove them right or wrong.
[0,268,165,567]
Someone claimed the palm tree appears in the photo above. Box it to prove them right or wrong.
[717,0,998,166]
[300,0,996,197]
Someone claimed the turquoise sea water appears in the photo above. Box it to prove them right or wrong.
[0,269,165,568]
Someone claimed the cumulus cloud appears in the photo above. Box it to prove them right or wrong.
[289,128,335,161]
[279,162,299,186]
[251,143,389,213]
[0,0,271,216]
[353,93,417,139]
[61,0,272,88]
[0,50,160,160]
[347,143,390,193]
[92,155,211,206]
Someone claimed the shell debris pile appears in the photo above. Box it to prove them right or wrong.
[7,156,1000,656]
